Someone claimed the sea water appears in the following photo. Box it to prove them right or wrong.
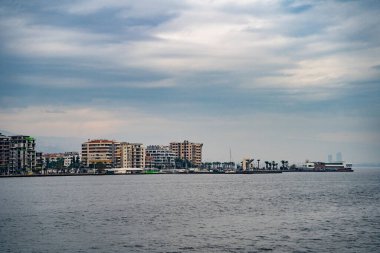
[0,168,379,252]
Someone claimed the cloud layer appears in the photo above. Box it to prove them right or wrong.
[1,0,379,163]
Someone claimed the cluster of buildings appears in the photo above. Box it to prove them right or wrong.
[43,152,80,168]
[0,132,353,175]
[0,132,203,174]
[81,139,203,170]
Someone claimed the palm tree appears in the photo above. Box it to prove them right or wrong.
[265,161,269,170]
[257,159,260,170]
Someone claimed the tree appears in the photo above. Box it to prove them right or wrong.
[57,158,64,174]
[70,156,75,169]
[95,162,106,173]
[75,156,80,173]
[45,157,50,174]
[175,158,194,169]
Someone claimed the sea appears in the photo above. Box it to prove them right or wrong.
[0,168,379,253]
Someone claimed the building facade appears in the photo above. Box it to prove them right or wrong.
[0,133,10,174]
[43,152,80,168]
[63,152,80,167]
[81,139,120,168]
[36,152,43,172]
[241,158,254,171]
[9,135,36,174]
[145,145,175,169]
[169,140,203,166]
[120,143,145,168]
[81,140,145,169]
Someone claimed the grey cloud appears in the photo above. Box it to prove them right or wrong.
[0,0,380,162]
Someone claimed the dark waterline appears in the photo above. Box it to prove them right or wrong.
[1,168,379,252]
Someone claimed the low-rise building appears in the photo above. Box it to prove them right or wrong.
[63,152,80,167]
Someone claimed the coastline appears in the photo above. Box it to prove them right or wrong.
[0,169,361,178]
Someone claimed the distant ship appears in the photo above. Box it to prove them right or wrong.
[298,162,353,172]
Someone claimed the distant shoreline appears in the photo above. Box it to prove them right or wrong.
[0,170,363,178]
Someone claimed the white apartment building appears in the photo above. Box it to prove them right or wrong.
[120,142,145,168]
[145,145,176,169]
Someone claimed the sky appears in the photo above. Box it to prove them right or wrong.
[0,0,379,164]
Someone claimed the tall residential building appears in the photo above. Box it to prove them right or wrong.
[9,135,36,174]
[120,143,145,168]
[145,145,176,169]
[81,139,120,168]
[0,133,10,174]
[169,140,203,166]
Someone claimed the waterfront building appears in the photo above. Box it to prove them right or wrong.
[43,152,80,168]
[43,153,65,163]
[36,152,43,172]
[63,152,80,167]
[145,145,176,169]
[81,139,120,168]
[169,140,203,166]
[9,135,36,174]
[120,142,145,168]
[0,133,10,174]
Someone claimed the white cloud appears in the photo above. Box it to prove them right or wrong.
[15,75,176,89]
[1,0,379,163]
[1,0,379,94]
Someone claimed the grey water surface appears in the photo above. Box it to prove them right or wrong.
[1,169,380,252]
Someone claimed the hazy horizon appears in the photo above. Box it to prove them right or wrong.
[1,1,379,164]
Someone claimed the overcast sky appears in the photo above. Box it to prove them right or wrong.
[1,0,379,163]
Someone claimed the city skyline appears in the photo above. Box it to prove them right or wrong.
[1,1,380,163]
[0,131,361,166]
